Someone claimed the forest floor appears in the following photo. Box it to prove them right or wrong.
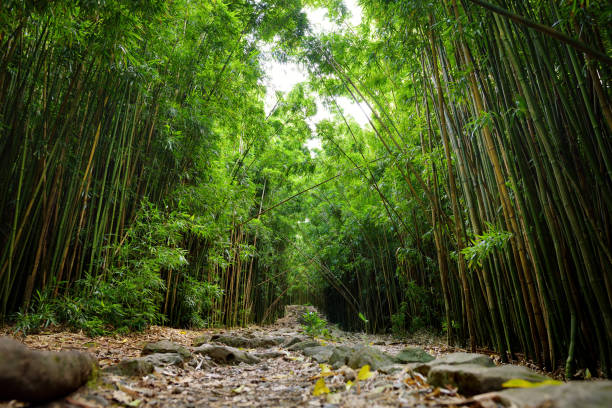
[1,307,608,407]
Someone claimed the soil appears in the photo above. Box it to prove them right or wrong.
[0,308,559,407]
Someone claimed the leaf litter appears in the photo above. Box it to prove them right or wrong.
[1,311,473,408]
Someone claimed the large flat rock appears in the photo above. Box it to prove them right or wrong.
[394,347,434,364]
[193,344,260,364]
[347,345,396,371]
[142,340,191,360]
[475,381,612,408]
[0,337,97,402]
[415,352,495,375]
[302,345,335,363]
[211,334,285,348]
[428,363,549,396]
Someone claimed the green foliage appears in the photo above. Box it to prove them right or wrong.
[442,319,460,334]
[301,311,329,337]
[13,288,60,336]
[461,224,513,269]
[175,277,223,328]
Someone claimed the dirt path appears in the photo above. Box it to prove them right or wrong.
[2,307,464,407]
[4,307,609,407]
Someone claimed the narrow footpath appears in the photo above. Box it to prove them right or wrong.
[1,306,610,407]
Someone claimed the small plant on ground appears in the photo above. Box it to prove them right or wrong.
[301,311,329,337]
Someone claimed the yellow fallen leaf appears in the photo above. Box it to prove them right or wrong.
[357,365,374,381]
[313,378,330,396]
[502,378,563,388]
[345,380,354,390]
[319,363,334,376]
[180,331,186,334]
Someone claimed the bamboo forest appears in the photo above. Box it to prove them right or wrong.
[0,0,611,406]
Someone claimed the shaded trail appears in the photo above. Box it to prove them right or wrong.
[2,306,611,407]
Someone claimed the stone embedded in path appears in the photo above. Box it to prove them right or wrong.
[210,334,285,349]
[427,363,549,396]
[142,340,191,360]
[378,364,406,374]
[414,352,495,375]
[192,334,212,347]
[103,358,155,377]
[0,336,97,403]
[142,352,185,367]
[347,345,396,371]
[283,335,307,348]
[254,351,287,359]
[287,340,320,351]
[194,344,261,364]
[486,381,612,408]
[329,345,356,369]
[394,347,434,364]
[302,345,336,363]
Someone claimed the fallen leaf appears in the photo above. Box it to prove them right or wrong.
[313,378,330,396]
[345,380,354,390]
[502,378,563,388]
[112,390,132,405]
[233,385,247,394]
[357,365,374,381]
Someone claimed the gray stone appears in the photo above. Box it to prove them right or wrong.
[0,337,98,403]
[302,346,335,363]
[283,336,307,348]
[287,340,320,351]
[415,352,495,375]
[210,334,284,349]
[490,381,612,408]
[142,352,184,367]
[394,347,434,364]
[192,334,212,347]
[254,351,286,359]
[427,363,549,396]
[379,364,406,374]
[329,345,356,369]
[103,359,154,377]
[347,346,396,371]
[142,340,191,360]
[193,344,260,365]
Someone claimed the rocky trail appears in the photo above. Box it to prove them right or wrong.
[1,306,611,408]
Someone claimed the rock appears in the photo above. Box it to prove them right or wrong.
[210,334,284,349]
[254,351,287,359]
[0,336,97,403]
[347,346,396,371]
[103,359,154,377]
[379,364,406,374]
[415,352,495,375]
[142,340,191,360]
[192,334,212,347]
[193,344,260,365]
[328,345,355,369]
[302,346,335,363]
[394,347,434,364]
[287,340,320,351]
[209,334,251,348]
[142,353,184,367]
[427,363,549,396]
[283,336,307,348]
[487,381,612,408]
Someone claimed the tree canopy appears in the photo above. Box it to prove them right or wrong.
[1,0,611,378]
